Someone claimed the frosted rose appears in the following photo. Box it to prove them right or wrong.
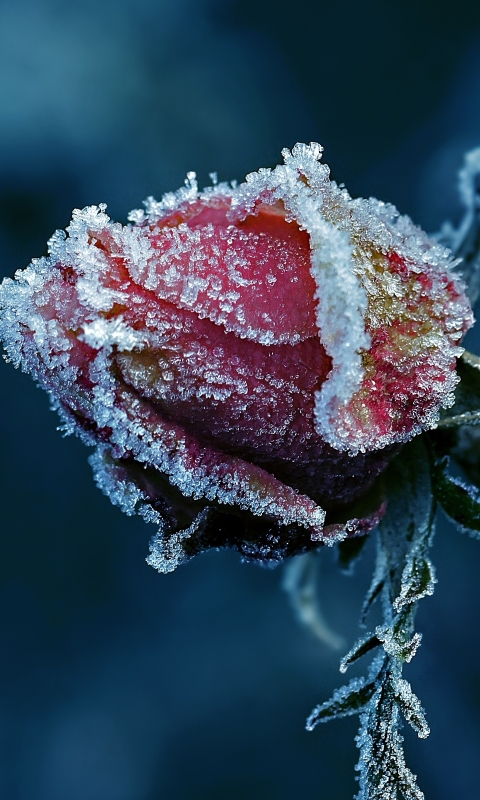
[0,144,473,571]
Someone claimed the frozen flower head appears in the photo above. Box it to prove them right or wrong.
[0,144,473,571]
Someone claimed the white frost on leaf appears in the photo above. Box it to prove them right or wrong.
[376,626,423,665]
[392,677,430,739]
[308,442,434,800]
[355,679,425,800]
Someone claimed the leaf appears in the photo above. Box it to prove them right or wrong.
[355,678,425,800]
[393,553,436,611]
[306,678,376,729]
[340,633,381,673]
[393,677,430,739]
[449,426,480,489]
[438,352,480,429]
[376,626,422,664]
[311,438,435,799]
[432,455,480,535]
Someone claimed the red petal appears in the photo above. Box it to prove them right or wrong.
[127,200,318,344]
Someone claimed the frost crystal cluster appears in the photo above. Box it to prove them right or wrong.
[0,143,473,573]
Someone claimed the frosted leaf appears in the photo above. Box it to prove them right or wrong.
[353,444,433,796]
[352,655,427,800]
[386,446,437,613]
[376,626,422,665]
[306,674,377,729]
[339,633,381,673]
[309,441,434,800]
[355,679,425,800]
[432,452,480,537]
[393,554,436,612]
[378,439,435,606]
[392,677,430,739]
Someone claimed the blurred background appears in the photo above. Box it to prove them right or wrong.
[1,0,480,797]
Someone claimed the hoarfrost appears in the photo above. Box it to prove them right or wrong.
[81,317,146,352]
[0,193,330,550]
[392,677,430,739]
[0,144,473,575]
[306,669,378,729]
[227,143,470,454]
[132,143,470,455]
[355,680,425,800]
[307,441,435,800]
[90,446,193,573]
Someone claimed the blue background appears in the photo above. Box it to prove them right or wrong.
[1,0,480,797]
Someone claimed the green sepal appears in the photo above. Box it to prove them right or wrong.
[438,352,480,428]
[432,455,480,535]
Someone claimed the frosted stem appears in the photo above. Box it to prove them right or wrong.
[307,439,436,800]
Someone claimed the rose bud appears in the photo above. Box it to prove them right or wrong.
[0,144,473,572]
